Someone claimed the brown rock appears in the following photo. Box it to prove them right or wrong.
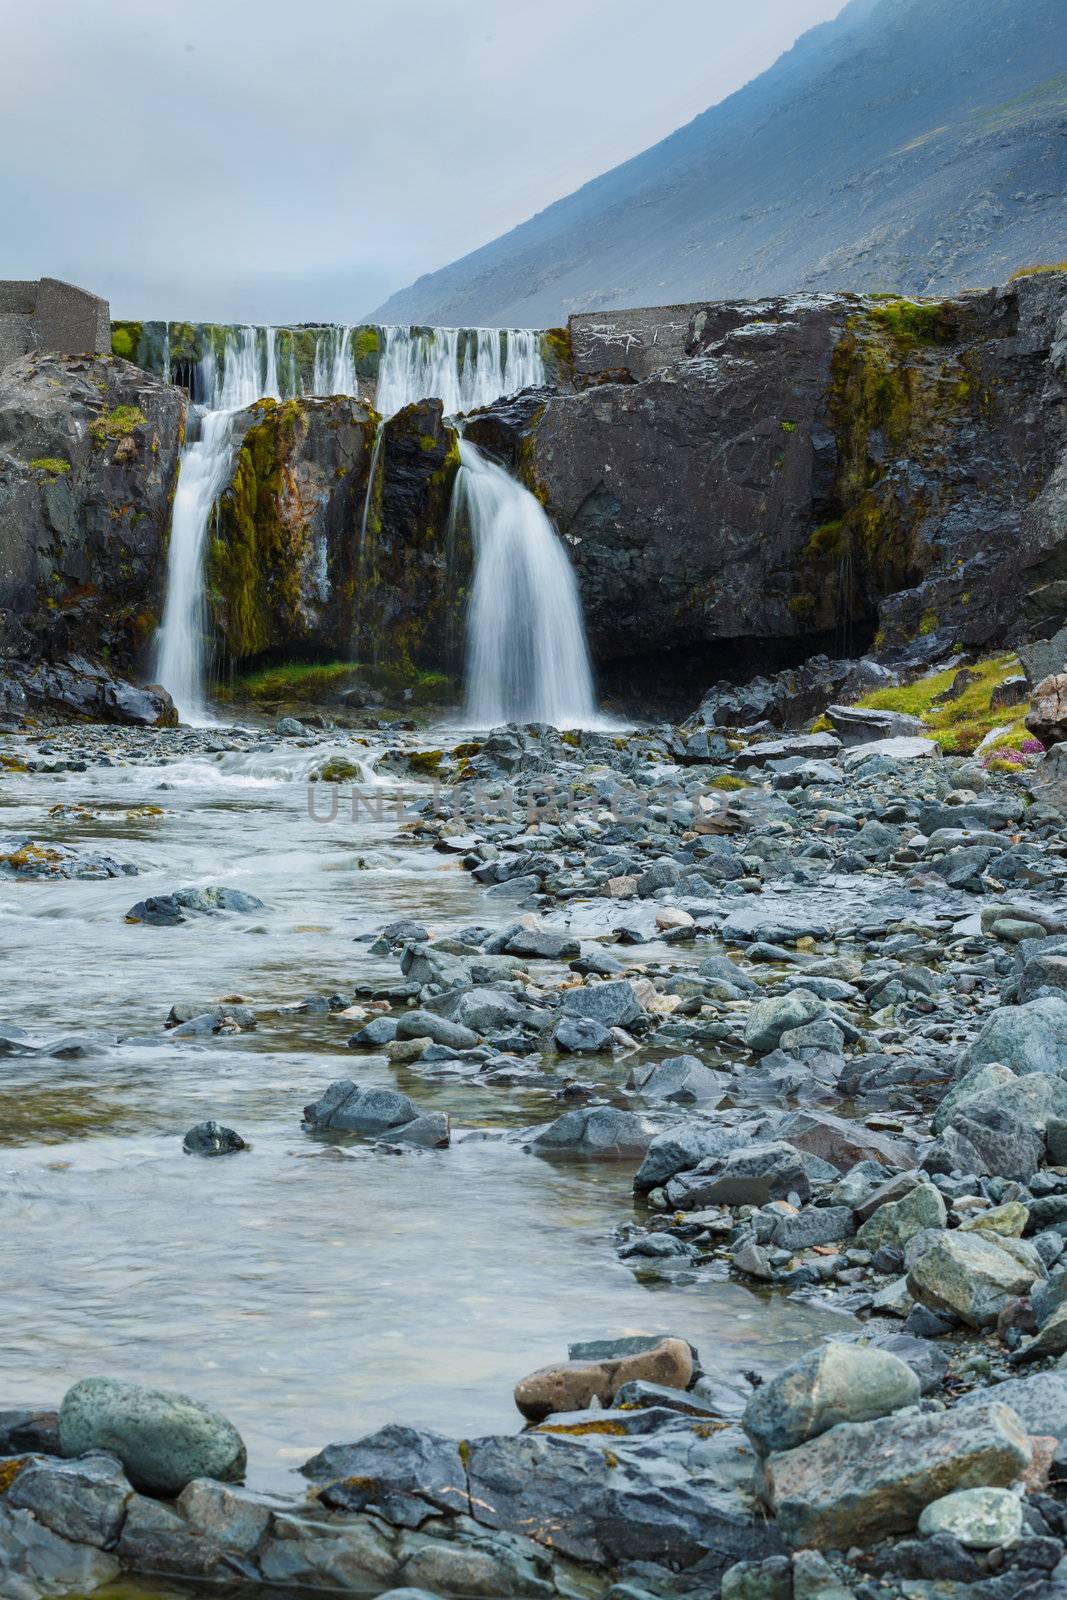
[514,1336,693,1422]
[1027,673,1067,748]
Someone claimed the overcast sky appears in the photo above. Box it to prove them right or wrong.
[1,0,845,323]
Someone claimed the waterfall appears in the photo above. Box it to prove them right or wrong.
[156,321,549,724]
[454,438,595,728]
[156,329,281,722]
[375,326,544,418]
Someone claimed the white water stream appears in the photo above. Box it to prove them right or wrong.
[455,438,596,728]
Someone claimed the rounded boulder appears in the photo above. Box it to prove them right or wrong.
[58,1376,246,1496]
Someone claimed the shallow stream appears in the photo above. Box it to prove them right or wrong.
[0,733,845,1503]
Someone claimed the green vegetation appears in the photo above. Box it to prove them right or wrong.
[856,652,1030,754]
[794,295,979,628]
[227,660,365,702]
[708,773,749,792]
[354,327,379,362]
[28,458,71,477]
[408,750,444,775]
[110,322,143,362]
[541,326,574,375]
[868,296,956,349]
[223,659,456,709]
[88,405,146,448]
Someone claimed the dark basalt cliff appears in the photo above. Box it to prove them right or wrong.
[0,353,186,670]
[467,274,1067,694]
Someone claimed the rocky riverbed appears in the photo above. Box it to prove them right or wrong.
[4,702,1067,1600]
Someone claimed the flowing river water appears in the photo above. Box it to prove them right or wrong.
[0,730,847,1518]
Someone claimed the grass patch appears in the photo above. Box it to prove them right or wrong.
[226,660,457,708]
[856,652,1031,754]
[708,773,750,792]
[229,661,366,703]
[28,457,71,477]
[1008,261,1067,281]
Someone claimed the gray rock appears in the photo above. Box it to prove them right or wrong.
[764,1399,1031,1548]
[6,1453,132,1547]
[774,1108,908,1171]
[0,1502,120,1594]
[500,925,580,960]
[792,1548,857,1600]
[677,1142,811,1207]
[906,1230,1044,1327]
[349,1016,399,1047]
[745,992,825,1056]
[627,1054,726,1106]
[933,1065,1018,1134]
[561,979,644,1029]
[381,1112,451,1149]
[182,1120,247,1156]
[743,1343,920,1457]
[553,1014,613,1053]
[700,955,758,993]
[176,1477,272,1552]
[303,1080,419,1134]
[917,1487,1023,1550]
[957,1372,1067,1467]
[961,997,1067,1078]
[721,1556,794,1600]
[395,1011,479,1050]
[529,1106,656,1159]
[305,1419,779,1572]
[0,1408,59,1456]
[455,987,532,1033]
[634,1120,742,1193]
[948,1102,1044,1181]
[771,1206,855,1251]
[58,1376,246,1496]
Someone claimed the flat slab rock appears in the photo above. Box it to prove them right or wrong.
[304,1419,779,1573]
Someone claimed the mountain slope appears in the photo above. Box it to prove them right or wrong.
[369,0,1067,328]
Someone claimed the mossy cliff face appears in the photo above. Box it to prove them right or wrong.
[204,395,465,680]
[207,396,377,669]
[480,274,1067,674]
[358,399,466,677]
[0,351,186,671]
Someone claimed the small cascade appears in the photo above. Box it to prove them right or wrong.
[312,326,358,397]
[375,326,544,418]
[454,438,596,728]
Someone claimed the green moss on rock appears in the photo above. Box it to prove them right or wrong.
[110,322,143,362]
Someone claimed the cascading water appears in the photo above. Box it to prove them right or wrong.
[454,438,596,728]
[375,326,544,418]
[312,325,359,397]
[156,320,553,723]
[156,329,280,722]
